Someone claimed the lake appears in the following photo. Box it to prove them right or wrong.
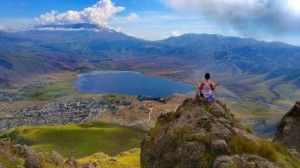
[73,71,194,97]
[242,119,278,138]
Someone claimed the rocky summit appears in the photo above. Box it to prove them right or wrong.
[141,96,299,168]
[274,102,300,157]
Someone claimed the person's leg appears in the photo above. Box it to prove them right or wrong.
[200,91,204,97]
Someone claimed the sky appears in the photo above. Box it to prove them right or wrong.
[1,0,300,45]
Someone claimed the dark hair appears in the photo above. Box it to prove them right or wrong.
[205,73,210,80]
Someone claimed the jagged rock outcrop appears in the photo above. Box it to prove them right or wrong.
[14,144,42,168]
[274,102,300,156]
[0,141,80,168]
[141,96,291,168]
[64,157,81,168]
[50,151,64,166]
[0,141,21,166]
[0,141,41,168]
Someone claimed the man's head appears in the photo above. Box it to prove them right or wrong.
[205,73,210,80]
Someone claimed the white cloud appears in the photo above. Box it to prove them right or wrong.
[163,0,300,35]
[164,0,269,18]
[36,0,137,27]
[124,13,139,21]
[172,31,181,37]
[111,12,139,23]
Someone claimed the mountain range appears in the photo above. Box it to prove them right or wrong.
[0,23,299,106]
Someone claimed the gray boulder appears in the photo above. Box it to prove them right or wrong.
[82,162,97,168]
[50,151,64,166]
[232,154,279,168]
[211,140,230,155]
[274,102,300,152]
[213,155,234,168]
[13,145,42,168]
[64,157,81,168]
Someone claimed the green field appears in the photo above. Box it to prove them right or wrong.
[19,79,79,101]
[3,122,146,158]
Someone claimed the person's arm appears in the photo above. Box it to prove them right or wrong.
[197,82,204,90]
[210,81,219,91]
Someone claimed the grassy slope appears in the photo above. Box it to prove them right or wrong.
[0,156,23,168]
[4,122,146,158]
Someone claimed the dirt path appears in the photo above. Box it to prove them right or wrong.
[146,107,154,123]
[128,107,154,126]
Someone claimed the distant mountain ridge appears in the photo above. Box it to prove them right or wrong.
[35,23,103,30]
[159,33,300,68]
[1,26,300,77]
[0,26,299,105]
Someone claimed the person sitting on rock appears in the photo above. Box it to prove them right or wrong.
[196,73,219,102]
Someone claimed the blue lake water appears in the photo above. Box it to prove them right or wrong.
[73,71,194,97]
[242,119,279,138]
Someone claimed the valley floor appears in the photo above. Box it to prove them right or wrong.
[0,70,298,167]
[0,70,296,137]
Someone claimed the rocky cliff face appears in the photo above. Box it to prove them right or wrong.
[141,96,299,168]
[274,102,300,156]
